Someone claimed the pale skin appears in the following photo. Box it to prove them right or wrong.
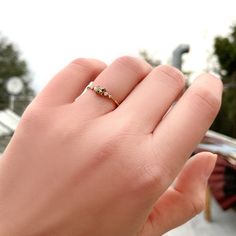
[0,56,222,235]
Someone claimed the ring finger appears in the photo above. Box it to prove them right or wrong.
[75,56,152,117]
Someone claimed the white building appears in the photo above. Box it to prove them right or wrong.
[0,109,20,153]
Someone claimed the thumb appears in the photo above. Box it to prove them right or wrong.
[141,152,217,236]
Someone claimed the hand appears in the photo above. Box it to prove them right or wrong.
[0,56,222,236]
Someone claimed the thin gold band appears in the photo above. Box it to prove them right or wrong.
[86,82,120,107]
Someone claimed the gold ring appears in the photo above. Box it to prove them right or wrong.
[86,82,120,107]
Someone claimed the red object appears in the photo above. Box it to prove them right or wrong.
[208,156,236,210]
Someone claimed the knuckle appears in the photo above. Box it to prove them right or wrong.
[115,56,151,76]
[156,65,185,89]
[20,107,44,130]
[140,144,174,191]
[95,139,115,162]
[70,58,103,74]
[138,163,165,190]
[188,196,205,216]
[92,133,122,163]
[20,105,52,132]
[174,187,205,217]
[90,132,159,193]
[190,87,221,117]
[115,115,145,134]
[133,157,171,194]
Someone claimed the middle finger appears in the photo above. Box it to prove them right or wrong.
[115,65,185,133]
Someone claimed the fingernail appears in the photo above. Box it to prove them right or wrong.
[204,153,217,179]
[205,153,217,179]
[208,72,221,80]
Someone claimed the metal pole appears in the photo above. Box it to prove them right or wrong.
[9,95,15,111]
[172,44,190,70]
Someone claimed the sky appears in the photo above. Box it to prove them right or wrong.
[0,0,235,92]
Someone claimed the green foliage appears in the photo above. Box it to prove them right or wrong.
[211,26,236,138]
[0,35,34,114]
[214,26,236,77]
[0,39,27,79]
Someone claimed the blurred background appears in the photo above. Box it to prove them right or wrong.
[0,0,236,235]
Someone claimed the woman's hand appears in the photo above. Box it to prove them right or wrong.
[0,57,222,236]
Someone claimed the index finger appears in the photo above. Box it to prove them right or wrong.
[150,73,222,187]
